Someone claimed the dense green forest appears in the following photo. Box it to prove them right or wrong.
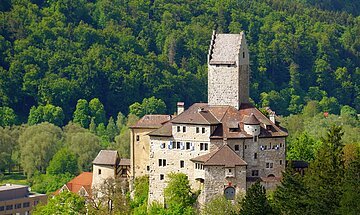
[0,0,359,124]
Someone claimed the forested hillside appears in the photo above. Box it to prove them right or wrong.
[0,0,359,124]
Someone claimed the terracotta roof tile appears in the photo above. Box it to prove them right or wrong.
[55,172,93,196]
[191,145,247,167]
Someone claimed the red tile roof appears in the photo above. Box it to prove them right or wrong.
[54,172,93,196]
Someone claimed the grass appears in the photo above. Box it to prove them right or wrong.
[0,172,29,186]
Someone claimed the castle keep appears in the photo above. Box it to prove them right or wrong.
[130,31,287,205]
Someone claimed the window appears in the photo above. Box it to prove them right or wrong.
[279,160,282,165]
[0,206,4,211]
[200,143,208,151]
[15,203,21,209]
[177,126,180,132]
[266,162,273,168]
[269,143,272,149]
[160,174,164,180]
[195,163,204,170]
[245,145,247,149]
[228,168,232,173]
[160,142,165,149]
[202,127,206,133]
[6,205,13,210]
[251,170,259,176]
[147,166,150,171]
[243,52,245,58]
[158,159,166,167]
[176,142,181,149]
[172,141,176,149]
[254,153,257,159]
[180,160,184,168]
[23,202,30,208]
[280,143,283,147]
[186,142,191,150]
[253,136,258,142]
[234,145,239,151]
[98,169,102,175]
[196,127,199,133]
[183,126,186,132]
[136,135,140,141]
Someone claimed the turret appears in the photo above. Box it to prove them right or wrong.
[243,113,260,136]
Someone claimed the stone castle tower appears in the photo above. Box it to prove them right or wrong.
[207,31,250,109]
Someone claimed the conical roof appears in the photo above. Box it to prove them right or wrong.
[243,113,260,125]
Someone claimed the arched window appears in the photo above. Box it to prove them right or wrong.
[267,174,275,178]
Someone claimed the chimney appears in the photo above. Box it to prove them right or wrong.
[269,112,276,124]
[177,102,185,115]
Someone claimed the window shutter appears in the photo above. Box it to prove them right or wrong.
[180,142,185,150]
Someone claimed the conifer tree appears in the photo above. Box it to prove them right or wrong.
[305,125,344,215]
[273,162,309,215]
[239,181,273,215]
[338,151,360,215]
[106,116,118,142]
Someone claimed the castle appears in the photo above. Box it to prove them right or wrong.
[130,31,287,205]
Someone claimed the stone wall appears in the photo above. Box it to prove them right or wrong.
[201,165,246,206]
[208,65,240,109]
[130,128,155,179]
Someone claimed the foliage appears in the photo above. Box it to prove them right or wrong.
[202,194,241,215]
[89,177,130,215]
[304,125,344,215]
[31,173,73,194]
[28,104,65,126]
[46,148,79,176]
[73,99,90,128]
[131,176,149,213]
[33,191,86,215]
[0,0,358,124]
[65,129,101,172]
[273,163,309,215]
[338,152,360,215]
[286,132,320,162]
[130,96,167,118]
[239,181,274,215]
[0,107,17,126]
[164,172,196,215]
[19,122,63,178]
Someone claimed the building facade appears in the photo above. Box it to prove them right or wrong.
[0,184,47,215]
[131,31,288,206]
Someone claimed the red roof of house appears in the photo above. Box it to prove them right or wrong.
[54,172,93,196]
